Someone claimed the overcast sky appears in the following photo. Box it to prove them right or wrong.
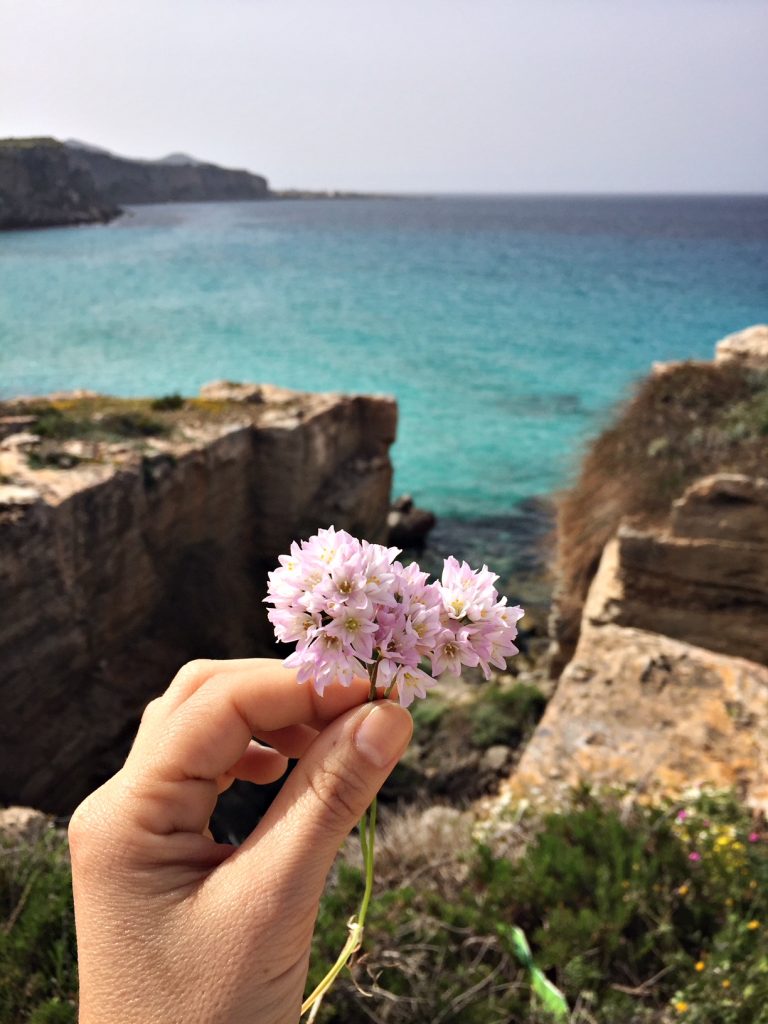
[1,0,766,192]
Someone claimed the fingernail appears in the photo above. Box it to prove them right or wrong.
[354,702,413,768]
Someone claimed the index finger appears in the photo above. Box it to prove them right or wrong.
[139,660,370,787]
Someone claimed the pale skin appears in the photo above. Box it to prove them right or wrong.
[69,658,413,1024]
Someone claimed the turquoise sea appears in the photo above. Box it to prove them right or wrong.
[1,195,767,570]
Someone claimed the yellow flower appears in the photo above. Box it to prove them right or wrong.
[747,920,760,930]
[695,961,705,972]
[725,897,734,907]
[678,884,689,896]
[722,979,731,989]
[675,1001,689,1013]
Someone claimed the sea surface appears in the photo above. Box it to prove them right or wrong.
[2,195,767,581]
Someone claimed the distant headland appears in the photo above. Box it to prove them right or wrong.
[0,136,376,230]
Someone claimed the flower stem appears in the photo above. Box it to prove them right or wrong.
[301,675,382,1018]
[300,797,378,1016]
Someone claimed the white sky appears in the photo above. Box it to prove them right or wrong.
[1,0,766,192]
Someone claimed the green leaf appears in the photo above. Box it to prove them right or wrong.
[531,966,570,1020]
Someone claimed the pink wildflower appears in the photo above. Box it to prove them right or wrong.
[689,852,702,863]
[265,527,523,700]
[749,832,760,843]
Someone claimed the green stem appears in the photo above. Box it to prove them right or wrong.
[301,664,382,1018]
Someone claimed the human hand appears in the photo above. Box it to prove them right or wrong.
[69,658,413,1024]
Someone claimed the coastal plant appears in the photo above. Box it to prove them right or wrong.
[0,828,77,1024]
[2,787,765,1021]
[263,525,569,1018]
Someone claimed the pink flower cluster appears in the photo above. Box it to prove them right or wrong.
[265,526,524,707]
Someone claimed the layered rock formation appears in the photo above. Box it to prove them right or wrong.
[585,474,768,666]
[0,386,395,813]
[509,327,768,811]
[67,142,269,205]
[550,324,768,676]
[0,138,119,229]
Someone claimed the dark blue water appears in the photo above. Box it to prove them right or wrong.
[2,196,767,531]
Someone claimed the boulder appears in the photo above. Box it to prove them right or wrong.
[715,324,768,371]
[387,494,436,549]
[0,806,50,844]
[509,622,768,811]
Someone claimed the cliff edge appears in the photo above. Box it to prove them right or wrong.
[0,384,396,813]
[508,326,768,811]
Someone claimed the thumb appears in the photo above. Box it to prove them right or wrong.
[236,700,412,908]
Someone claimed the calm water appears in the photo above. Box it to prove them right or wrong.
[2,196,767,534]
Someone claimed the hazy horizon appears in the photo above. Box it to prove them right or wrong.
[2,0,767,194]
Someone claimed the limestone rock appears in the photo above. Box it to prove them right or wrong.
[670,473,768,545]
[584,475,768,666]
[0,415,35,440]
[200,380,267,403]
[715,324,768,371]
[509,622,768,812]
[482,745,511,772]
[0,388,396,813]
[0,806,50,843]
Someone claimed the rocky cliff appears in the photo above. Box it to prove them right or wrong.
[67,143,269,205]
[0,138,119,229]
[0,384,395,813]
[550,324,768,676]
[509,326,768,811]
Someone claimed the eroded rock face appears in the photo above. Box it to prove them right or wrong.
[715,324,768,371]
[0,387,396,813]
[509,622,768,811]
[584,474,768,667]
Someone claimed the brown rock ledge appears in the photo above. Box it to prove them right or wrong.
[0,385,396,813]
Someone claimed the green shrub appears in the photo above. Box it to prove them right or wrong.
[0,831,77,1024]
[409,693,449,744]
[469,683,547,748]
[311,791,767,1023]
[31,405,166,442]
[2,791,765,1023]
[150,393,185,412]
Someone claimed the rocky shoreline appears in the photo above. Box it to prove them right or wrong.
[508,324,768,811]
[0,136,271,230]
[1,326,766,821]
[0,136,387,231]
